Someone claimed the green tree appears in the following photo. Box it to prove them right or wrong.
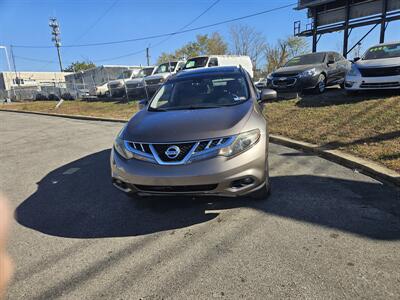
[64,60,96,72]
[157,32,228,64]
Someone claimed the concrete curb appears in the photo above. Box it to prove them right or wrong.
[0,108,127,123]
[270,135,400,187]
[1,108,399,187]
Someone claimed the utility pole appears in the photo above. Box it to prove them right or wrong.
[49,17,63,72]
[146,47,150,66]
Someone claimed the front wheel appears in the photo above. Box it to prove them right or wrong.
[314,74,326,94]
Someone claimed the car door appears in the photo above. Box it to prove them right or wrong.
[326,53,339,84]
[334,53,350,82]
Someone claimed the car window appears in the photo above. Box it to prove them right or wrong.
[285,53,326,66]
[155,62,177,74]
[208,58,218,67]
[184,57,208,69]
[334,53,343,62]
[363,43,400,60]
[149,74,249,111]
[327,53,334,62]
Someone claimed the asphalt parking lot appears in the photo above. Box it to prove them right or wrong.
[1,111,399,299]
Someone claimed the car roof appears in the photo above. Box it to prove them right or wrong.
[173,66,243,80]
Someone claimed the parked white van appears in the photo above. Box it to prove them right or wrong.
[183,55,254,78]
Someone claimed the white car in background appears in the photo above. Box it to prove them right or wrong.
[183,55,254,78]
[89,82,110,97]
[144,61,186,95]
[125,66,156,99]
[345,41,400,93]
[108,68,141,97]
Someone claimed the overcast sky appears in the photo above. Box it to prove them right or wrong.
[0,0,399,71]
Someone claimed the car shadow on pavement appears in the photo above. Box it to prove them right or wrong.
[15,149,400,240]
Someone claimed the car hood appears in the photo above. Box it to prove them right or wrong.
[355,57,400,68]
[125,78,144,84]
[273,64,321,75]
[108,79,124,85]
[145,73,171,81]
[123,100,254,142]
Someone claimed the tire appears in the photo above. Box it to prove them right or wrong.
[314,74,326,94]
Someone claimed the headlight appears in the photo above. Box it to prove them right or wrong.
[159,78,165,83]
[113,127,133,160]
[299,68,317,78]
[348,64,361,76]
[219,129,260,157]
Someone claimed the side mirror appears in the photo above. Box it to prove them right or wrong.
[327,59,335,65]
[353,57,361,62]
[259,89,277,102]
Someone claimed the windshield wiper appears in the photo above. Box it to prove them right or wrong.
[148,107,167,112]
[166,106,220,110]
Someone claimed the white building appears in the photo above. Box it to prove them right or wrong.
[0,71,71,91]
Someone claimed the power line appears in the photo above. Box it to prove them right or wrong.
[92,0,221,63]
[73,0,120,42]
[14,55,55,64]
[13,3,296,49]
[151,0,221,49]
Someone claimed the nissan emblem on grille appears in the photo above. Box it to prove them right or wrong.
[165,146,180,159]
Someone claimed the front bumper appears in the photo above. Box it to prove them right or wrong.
[268,75,319,92]
[144,84,162,96]
[110,136,268,197]
[345,74,400,90]
[110,87,126,97]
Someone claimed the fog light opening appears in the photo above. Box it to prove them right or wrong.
[231,177,255,188]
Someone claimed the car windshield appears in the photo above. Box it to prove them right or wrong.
[149,74,249,111]
[184,57,208,69]
[155,62,177,74]
[137,68,154,78]
[285,53,326,66]
[363,43,400,60]
[117,70,133,79]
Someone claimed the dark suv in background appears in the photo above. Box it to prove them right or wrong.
[267,51,351,94]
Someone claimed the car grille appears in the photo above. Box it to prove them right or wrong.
[126,82,142,89]
[152,142,196,162]
[125,137,233,165]
[134,184,218,193]
[272,78,297,87]
[360,82,400,88]
[359,66,400,77]
[145,78,162,85]
[272,72,299,77]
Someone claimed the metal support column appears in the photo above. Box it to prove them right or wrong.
[312,8,318,52]
[343,0,350,58]
[380,0,388,43]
